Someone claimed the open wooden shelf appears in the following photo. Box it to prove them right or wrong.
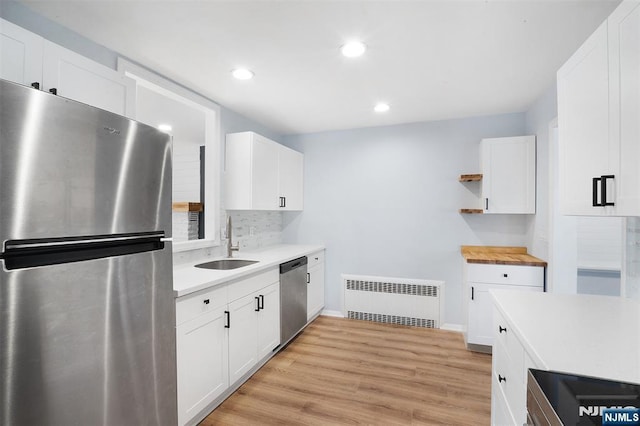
[459,174,483,182]
[172,202,203,212]
[459,208,484,214]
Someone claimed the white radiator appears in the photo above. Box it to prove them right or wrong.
[342,274,445,328]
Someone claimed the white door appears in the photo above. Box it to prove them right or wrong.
[610,2,640,216]
[467,283,542,346]
[0,18,43,87]
[307,264,325,321]
[278,146,304,211]
[42,41,135,117]
[176,306,229,426]
[558,21,613,216]
[227,293,259,384]
[257,283,281,359]
[481,136,535,214]
[251,134,280,210]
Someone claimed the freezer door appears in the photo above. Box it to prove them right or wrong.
[0,246,177,426]
[0,79,172,241]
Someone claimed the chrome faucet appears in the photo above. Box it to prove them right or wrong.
[227,216,239,258]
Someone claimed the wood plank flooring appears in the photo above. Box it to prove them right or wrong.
[200,316,492,425]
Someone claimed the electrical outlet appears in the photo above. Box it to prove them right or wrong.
[249,226,256,236]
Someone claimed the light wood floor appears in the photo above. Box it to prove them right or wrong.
[200,316,492,425]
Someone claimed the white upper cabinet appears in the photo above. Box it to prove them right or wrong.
[277,146,304,211]
[0,19,43,86]
[481,136,536,214]
[558,0,640,216]
[225,131,304,211]
[0,18,135,117]
[610,1,640,215]
[42,41,135,117]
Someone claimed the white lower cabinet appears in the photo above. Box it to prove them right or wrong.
[491,307,538,426]
[176,268,280,426]
[464,263,544,347]
[306,250,325,321]
[228,281,280,384]
[176,305,229,426]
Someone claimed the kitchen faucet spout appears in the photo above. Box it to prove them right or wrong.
[227,216,239,258]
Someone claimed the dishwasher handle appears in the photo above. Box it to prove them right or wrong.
[279,256,308,274]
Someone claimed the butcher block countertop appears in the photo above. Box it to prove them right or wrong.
[461,245,547,267]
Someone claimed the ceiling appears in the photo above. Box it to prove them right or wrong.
[20,0,620,135]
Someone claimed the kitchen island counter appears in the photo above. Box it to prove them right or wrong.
[491,290,640,384]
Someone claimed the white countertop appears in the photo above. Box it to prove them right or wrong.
[491,290,640,384]
[173,244,325,297]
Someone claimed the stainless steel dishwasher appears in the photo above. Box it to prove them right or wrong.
[280,256,308,345]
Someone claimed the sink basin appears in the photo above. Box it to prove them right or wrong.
[195,259,258,270]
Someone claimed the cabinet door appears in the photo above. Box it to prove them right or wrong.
[176,306,229,426]
[467,283,541,346]
[227,293,259,384]
[558,21,613,216]
[278,146,304,211]
[610,2,640,215]
[0,18,43,87]
[251,134,280,210]
[257,282,280,360]
[481,136,536,214]
[42,41,135,117]
[307,263,325,321]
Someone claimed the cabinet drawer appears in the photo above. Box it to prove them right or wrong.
[307,250,325,269]
[494,308,525,384]
[493,340,527,425]
[467,263,543,287]
[176,285,229,326]
[227,268,279,302]
[492,384,516,426]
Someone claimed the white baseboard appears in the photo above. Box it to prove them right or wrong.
[441,323,464,332]
[320,309,343,318]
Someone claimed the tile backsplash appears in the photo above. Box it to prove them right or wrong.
[172,210,283,266]
[227,211,283,251]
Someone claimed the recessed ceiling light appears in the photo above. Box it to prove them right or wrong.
[232,68,254,80]
[341,41,366,58]
[158,124,172,133]
[374,103,390,113]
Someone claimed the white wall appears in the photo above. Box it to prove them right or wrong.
[282,113,529,325]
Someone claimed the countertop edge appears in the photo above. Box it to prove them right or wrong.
[466,258,547,267]
[172,244,325,298]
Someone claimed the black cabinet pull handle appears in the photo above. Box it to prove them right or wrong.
[259,294,264,310]
[49,88,57,95]
[255,296,260,311]
[471,286,474,300]
[593,177,602,206]
[485,198,489,210]
[307,273,310,284]
[498,375,506,383]
[31,82,40,90]
[601,175,615,206]
[224,311,230,328]
[503,273,508,278]
[499,326,507,333]
[203,299,210,305]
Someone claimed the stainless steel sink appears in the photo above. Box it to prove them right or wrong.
[194,259,258,270]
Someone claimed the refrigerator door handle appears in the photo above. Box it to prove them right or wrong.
[5,232,166,250]
[1,232,167,270]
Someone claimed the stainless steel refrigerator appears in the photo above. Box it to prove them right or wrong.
[0,79,177,425]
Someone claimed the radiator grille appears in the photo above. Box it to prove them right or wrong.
[348,311,436,328]
[343,274,444,329]
[345,279,439,297]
